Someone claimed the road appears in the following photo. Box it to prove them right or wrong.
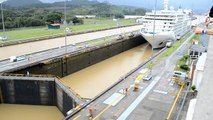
[0,25,142,61]
[0,44,77,73]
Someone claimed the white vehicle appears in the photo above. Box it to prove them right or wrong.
[140,0,191,49]
[0,36,7,41]
[10,56,26,62]
[143,74,153,81]
[166,40,173,48]
[10,56,17,62]
[173,71,187,78]
[117,34,124,40]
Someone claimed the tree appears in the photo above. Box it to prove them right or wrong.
[46,12,62,24]
[30,18,45,26]
[71,17,83,25]
[114,13,124,19]
[180,64,190,71]
[134,8,146,15]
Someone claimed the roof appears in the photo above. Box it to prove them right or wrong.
[50,24,60,26]
[190,44,206,52]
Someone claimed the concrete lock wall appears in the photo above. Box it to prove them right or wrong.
[0,76,82,116]
[12,36,146,78]
[55,78,82,115]
[0,76,55,105]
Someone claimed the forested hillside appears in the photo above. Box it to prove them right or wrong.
[0,0,146,29]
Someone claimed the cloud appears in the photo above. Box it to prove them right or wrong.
[40,0,212,13]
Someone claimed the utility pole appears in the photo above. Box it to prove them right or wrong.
[152,0,157,39]
[1,1,5,38]
[150,0,157,73]
[64,0,67,54]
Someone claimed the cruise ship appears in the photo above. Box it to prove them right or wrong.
[140,0,191,49]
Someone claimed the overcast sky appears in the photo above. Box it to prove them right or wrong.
[40,0,213,13]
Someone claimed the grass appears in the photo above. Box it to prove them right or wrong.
[188,34,200,44]
[175,55,189,71]
[0,18,136,42]
[157,33,192,61]
[76,35,115,47]
[76,30,139,47]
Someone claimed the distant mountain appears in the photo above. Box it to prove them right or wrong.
[3,0,42,7]
[53,0,99,6]
[98,0,212,14]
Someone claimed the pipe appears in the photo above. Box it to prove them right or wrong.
[166,84,184,120]
[175,82,191,120]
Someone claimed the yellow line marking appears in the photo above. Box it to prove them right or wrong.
[93,87,132,120]
[74,105,81,110]
[135,71,150,81]
[92,95,124,120]
[73,115,81,120]
[166,84,184,120]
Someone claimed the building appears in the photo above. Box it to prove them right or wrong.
[75,15,96,19]
[48,24,61,29]
[188,44,206,63]
[124,15,143,19]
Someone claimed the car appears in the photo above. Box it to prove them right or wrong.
[143,74,153,81]
[166,41,173,48]
[10,56,26,62]
[128,32,135,37]
[166,40,173,48]
[117,34,124,40]
[0,36,7,41]
[173,71,187,78]
[176,35,181,40]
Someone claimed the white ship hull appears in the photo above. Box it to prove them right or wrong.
[140,31,176,49]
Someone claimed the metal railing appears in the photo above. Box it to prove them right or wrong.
[0,73,55,78]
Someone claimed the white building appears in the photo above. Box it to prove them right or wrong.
[191,15,207,27]
[124,15,143,19]
[75,15,96,19]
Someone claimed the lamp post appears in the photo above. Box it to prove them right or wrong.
[1,1,5,38]
[64,0,68,54]
[152,0,157,47]
[150,0,157,73]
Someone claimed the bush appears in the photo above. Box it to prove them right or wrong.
[191,85,196,91]
[180,64,190,71]
[114,14,124,19]
[183,55,189,60]
[71,17,84,25]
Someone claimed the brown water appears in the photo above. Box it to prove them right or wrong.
[0,104,64,120]
[61,43,152,99]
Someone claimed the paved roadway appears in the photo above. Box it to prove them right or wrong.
[0,44,77,73]
[0,25,142,61]
[68,34,194,120]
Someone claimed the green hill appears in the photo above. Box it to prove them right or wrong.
[0,0,146,29]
